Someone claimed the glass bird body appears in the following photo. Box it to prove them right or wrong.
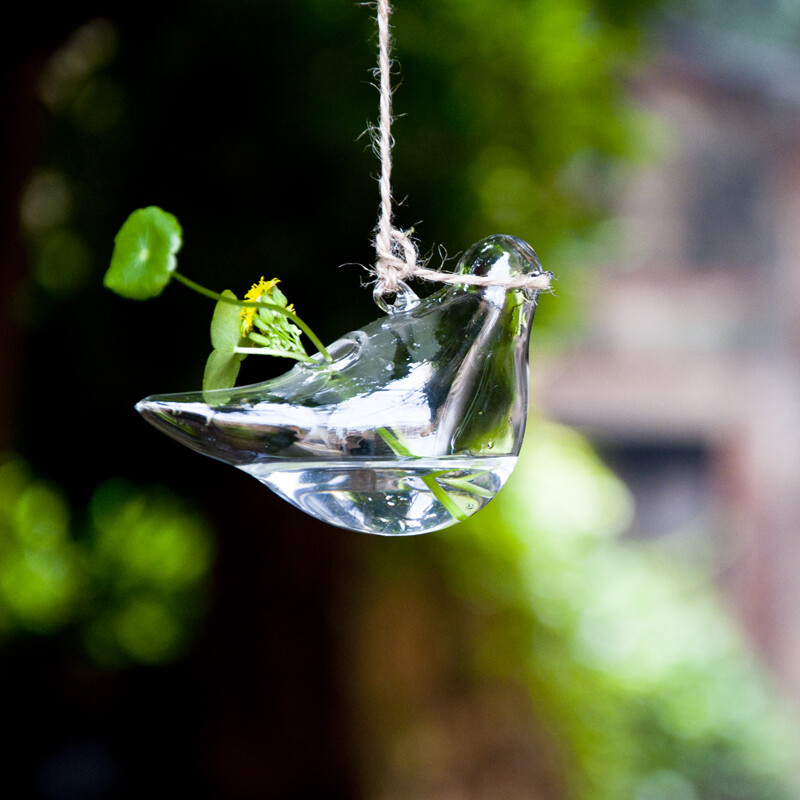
[136,235,546,534]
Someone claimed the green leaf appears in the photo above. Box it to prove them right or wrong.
[204,290,247,395]
[209,290,243,353]
[202,349,244,395]
[104,206,182,300]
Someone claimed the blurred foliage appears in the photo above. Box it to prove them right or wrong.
[0,455,214,666]
[351,421,800,799]
[452,422,800,800]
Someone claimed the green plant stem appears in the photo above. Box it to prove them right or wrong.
[375,427,470,523]
[233,346,315,362]
[439,476,494,498]
[173,271,332,362]
[375,426,413,457]
[423,472,471,522]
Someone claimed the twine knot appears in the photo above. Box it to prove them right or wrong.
[374,226,418,294]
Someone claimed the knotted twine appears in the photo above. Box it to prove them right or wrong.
[371,0,552,298]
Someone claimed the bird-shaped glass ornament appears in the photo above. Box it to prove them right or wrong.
[105,208,549,535]
[140,235,544,534]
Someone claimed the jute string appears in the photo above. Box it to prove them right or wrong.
[371,0,552,297]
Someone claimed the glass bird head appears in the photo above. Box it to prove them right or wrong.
[137,234,546,535]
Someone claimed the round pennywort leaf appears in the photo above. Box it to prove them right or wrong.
[104,206,182,300]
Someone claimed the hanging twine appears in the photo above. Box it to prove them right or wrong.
[371,0,552,297]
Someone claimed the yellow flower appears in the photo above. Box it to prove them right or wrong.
[240,276,280,336]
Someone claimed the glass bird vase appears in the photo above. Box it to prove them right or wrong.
[136,234,547,535]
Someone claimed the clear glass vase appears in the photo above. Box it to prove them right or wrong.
[137,234,547,535]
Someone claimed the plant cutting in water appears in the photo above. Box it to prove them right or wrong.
[105,206,548,533]
[104,206,332,394]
